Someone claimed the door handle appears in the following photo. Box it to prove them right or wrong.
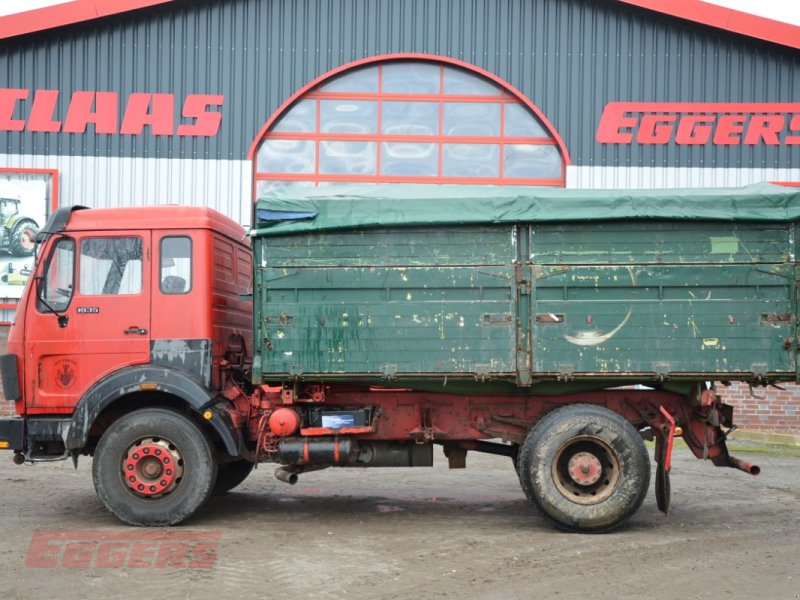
[123,327,148,335]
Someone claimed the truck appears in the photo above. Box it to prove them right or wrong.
[1,183,797,532]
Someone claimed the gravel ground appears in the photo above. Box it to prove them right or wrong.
[0,440,798,600]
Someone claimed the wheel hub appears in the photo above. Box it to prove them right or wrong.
[552,436,622,505]
[567,451,602,486]
[123,438,184,498]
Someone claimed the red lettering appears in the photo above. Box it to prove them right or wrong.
[95,542,130,568]
[596,103,638,143]
[128,541,158,568]
[187,541,219,568]
[154,541,190,567]
[0,88,28,131]
[120,93,174,135]
[27,89,62,132]
[177,94,224,136]
[744,115,784,145]
[675,115,714,144]
[61,541,96,568]
[786,115,800,145]
[63,91,119,134]
[25,532,63,568]
[712,115,746,145]
[636,115,676,144]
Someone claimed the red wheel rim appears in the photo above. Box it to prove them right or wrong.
[122,437,184,498]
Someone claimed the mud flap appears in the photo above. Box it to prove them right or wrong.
[654,406,676,516]
[655,436,671,515]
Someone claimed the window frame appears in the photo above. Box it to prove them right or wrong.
[250,55,570,196]
[36,235,75,314]
[159,235,193,296]
[78,236,144,297]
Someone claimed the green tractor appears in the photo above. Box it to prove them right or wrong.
[0,198,39,257]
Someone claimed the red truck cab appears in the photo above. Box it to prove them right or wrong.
[0,205,252,464]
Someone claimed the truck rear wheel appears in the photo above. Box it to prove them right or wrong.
[92,408,217,526]
[213,459,255,494]
[518,404,650,533]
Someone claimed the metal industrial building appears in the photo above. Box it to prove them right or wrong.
[0,0,799,431]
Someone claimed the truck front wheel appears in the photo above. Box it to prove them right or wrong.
[518,404,650,533]
[92,408,217,526]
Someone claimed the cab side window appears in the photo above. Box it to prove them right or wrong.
[80,237,143,295]
[37,237,75,312]
[160,236,192,295]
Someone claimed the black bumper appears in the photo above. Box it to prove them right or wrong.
[0,417,71,455]
[0,417,24,452]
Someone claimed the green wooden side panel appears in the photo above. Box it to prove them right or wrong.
[255,225,519,379]
[263,226,515,268]
[258,266,516,377]
[254,220,798,384]
[531,222,794,264]
[533,264,794,375]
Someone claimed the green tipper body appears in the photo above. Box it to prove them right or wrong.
[252,184,799,390]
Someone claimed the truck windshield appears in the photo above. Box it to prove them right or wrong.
[37,237,75,313]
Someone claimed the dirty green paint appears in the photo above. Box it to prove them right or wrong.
[253,215,798,389]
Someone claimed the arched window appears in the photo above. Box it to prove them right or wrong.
[251,56,569,195]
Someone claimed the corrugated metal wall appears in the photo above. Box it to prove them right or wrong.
[0,0,797,213]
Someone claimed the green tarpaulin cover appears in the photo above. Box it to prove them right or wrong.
[252,182,800,237]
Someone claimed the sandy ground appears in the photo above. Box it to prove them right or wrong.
[0,441,798,600]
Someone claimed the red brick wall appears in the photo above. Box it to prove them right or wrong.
[718,382,800,434]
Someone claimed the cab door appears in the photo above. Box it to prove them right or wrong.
[26,231,151,412]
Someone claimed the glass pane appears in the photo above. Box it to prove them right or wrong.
[320,100,378,134]
[504,104,549,138]
[270,99,316,134]
[442,144,500,178]
[443,67,501,95]
[257,139,315,174]
[380,142,438,177]
[80,238,143,296]
[320,68,379,93]
[256,179,315,197]
[382,62,440,94]
[503,144,563,179]
[319,141,377,175]
[443,103,500,137]
[160,237,192,294]
[381,101,438,136]
[38,238,74,313]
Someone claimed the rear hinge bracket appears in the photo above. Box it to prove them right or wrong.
[556,364,574,381]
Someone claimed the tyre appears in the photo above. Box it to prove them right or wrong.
[8,219,39,257]
[213,459,255,494]
[518,404,650,533]
[92,408,217,526]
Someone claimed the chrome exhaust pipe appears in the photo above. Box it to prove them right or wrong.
[274,466,299,485]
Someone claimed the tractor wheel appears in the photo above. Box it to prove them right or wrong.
[8,219,39,257]
[518,404,650,533]
[92,408,217,526]
[213,459,255,494]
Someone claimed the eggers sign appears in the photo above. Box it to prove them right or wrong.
[0,89,224,136]
[597,102,800,146]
